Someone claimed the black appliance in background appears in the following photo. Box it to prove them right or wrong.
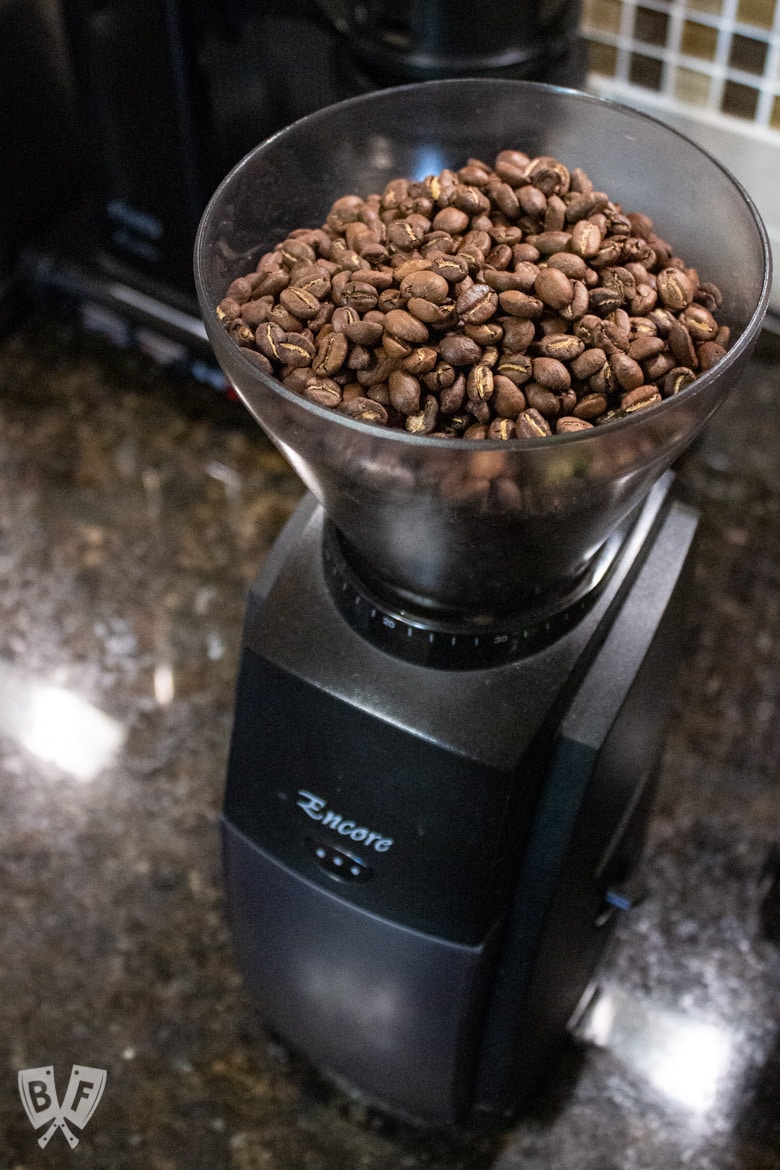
[19,0,585,382]
[0,0,84,331]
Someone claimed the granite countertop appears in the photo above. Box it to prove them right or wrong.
[0,318,778,1170]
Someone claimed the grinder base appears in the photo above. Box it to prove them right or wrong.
[222,477,697,1125]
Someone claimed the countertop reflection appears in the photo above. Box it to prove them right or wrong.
[0,319,778,1170]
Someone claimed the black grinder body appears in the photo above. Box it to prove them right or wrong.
[222,480,697,1125]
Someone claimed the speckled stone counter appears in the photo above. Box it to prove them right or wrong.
[0,319,778,1170]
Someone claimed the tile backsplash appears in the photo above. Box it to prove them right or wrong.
[582,0,780,319]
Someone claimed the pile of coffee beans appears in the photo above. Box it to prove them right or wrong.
[216,150,730,439]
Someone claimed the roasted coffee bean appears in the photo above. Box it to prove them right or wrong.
[529,230,573,256]
[465,321,503,346]
[467,364,494,403]
[406,394,439,434]
[432,206,469,234]
[383,308,429,343]
[628,334,665,363]
[312,330,348,376]
[657,267,695,311]
[536,333,585,362]
[401,345,439,375]
[698,341,727,370]
[643,351,677,381]
[609,351,645,391]
[532,357,570,391]
[303,378,342,409]
[267,303,302,332]
[662,366,697,397]
[526,383,560,417]
[400,269,450,303]
[217,297,243,322]
[429,254,470,283]
[337,396,389,424]
[239,348,274,376]
[488,417,515,440]
[669,321,698,368]
[620,384,662,413]
[423,362,456,392]
[534,267,574,310]
[276,332,316,367]
[493,375,527,418]
[225,276,258,303]
[457,283,499,324]
[388,369,422,414]
[515,408,552,438]
[227,321,256,346]
[219,146,730,438]
[343,280,379,312]
[280,285,321,319]
[407,297,457,325]
[498,290,544,319]
[573,392,609,420]
[547,252,588,280]
[570,346,607,379]
[255,321,285,361]
[500,317,536,353]
[439,374,466,414]
[346,318,384,346]
[495,353,533,385]
[557,415,593,433]
[680,302,718,341]
[440,334,483,366]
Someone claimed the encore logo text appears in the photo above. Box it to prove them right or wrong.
[18,1065,107,1149]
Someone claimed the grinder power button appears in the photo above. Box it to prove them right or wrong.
[305,837,373,883]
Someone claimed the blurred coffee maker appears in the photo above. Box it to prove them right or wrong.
[23,0,584,364]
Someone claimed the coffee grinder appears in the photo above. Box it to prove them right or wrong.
[194,81,770,1126]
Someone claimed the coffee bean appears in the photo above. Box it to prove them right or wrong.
[657,267,695,311]
[439,334,483,366]
[467,364,494,403]
[219,148,730,439]
[457,283,499,324]
[303,378,342,409]
[532,357,571,391]
[280,285,321,319]
[383,308,429,343]
[574,392,609,420]
[620,385,662,413]
[515,409,552,438]
[312,330,348,377]
[609,351,645,391]
[400,269,450,304]
[498,290,544,319]
[496,353,533,385]
[662,367,697,397]
[337,396,389,424]
[526,383,560,417]
[488,417,515,440]
[697,341,727,371]
[493,376,527,419]
[534,267,574,310]
[406,394,439,434]
[275,332,316,367]
[536,333,585,362]
[388,370,422,414]
[556,416,593,433]
[407,297,457,326]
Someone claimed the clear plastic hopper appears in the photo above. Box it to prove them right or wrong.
[194,80,771,615]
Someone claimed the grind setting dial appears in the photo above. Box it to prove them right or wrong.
[322,524,614,671]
